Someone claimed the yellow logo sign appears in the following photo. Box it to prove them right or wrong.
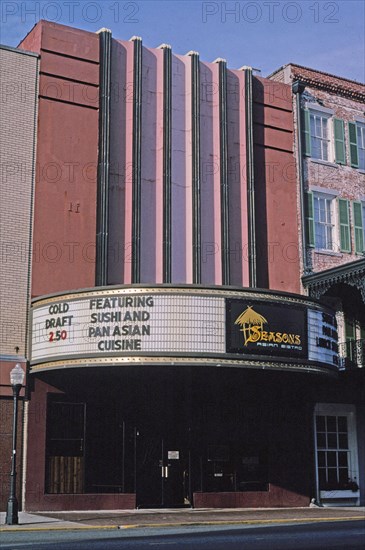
[234,306,301,347]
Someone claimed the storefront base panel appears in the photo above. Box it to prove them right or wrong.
[320,490,360,507]
[25,493,136,512]
[193,485,309,508]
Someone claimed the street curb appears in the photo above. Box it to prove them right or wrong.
[1,515,363,532]
[118,516,365,529]
[0,525,117,532]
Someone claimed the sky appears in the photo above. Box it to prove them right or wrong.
[0,0,364,82]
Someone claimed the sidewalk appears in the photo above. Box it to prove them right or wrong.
[1,506,364,531]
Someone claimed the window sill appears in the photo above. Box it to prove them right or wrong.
[309,158,339,168]
[320,490,359,499]
[314,249,343,257]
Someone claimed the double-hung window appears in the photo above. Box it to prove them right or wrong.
[303,110,365,169]
[313,193,334,250]
[310,112,329,161]
[307,192,365,254]
[303,105,349,165]
[303,105,334,162]
[307,191,352,253]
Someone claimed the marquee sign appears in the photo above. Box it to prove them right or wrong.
[30,286,338,374]
[226,300,307,358]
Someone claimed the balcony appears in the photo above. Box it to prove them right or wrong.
[338,339,365,369]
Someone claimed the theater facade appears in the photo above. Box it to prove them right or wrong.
[28,285,344,510]
[0,21,363,512]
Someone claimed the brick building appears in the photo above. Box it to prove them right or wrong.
[269,63,365,505]
[0,22,363,512]
[0,45,38,511]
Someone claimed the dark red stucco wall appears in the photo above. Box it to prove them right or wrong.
[20,21,99,296]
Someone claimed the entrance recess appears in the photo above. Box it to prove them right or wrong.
[136,435,190,508]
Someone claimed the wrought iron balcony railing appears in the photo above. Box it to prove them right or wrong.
[338,339,365,370]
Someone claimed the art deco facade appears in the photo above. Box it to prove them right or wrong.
[0,21,363,511]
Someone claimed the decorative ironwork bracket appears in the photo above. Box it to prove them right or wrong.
[302,258,365,302]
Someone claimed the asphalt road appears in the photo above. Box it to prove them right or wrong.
[1,520,364,550]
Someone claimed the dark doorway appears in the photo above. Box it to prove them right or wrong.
[136,435,189,508]
[45,398,85,493]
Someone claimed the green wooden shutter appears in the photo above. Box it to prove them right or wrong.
[302,109,311,157]
[306,191,315,247]
[338,199,351,252]
[353,201,364,254]
[348,122,359,167]
[333,118,345,164]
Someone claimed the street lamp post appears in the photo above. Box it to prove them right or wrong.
[5,363,25,525]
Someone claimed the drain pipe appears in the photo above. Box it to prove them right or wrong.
[292,81,308,276]
[21,400,29,510]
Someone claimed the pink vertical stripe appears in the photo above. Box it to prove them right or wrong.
[200,61,222,285]
[171,54,193,283]
[111,39,134,284]
[109,40,126,283]
[140,47,164,283]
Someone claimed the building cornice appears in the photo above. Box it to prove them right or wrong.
[0,44,39,57]
[270,63,365,102]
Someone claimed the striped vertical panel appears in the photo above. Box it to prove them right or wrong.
[171,53,193,283]
[131,37,142,283]
[217,59,230,285]
[162,45,172,282]
[96,29,112,286]
[190,52,201,284]
[140,46,164,282]
[227,69,249,287]
[120,40,136,285]
[200,61,222,284]
[245,68,256,287]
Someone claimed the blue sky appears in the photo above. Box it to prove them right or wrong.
[1,0,364,81]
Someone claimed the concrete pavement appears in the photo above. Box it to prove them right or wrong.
[1,507,364,532]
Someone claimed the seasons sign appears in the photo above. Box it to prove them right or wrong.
[226,300,308,358]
